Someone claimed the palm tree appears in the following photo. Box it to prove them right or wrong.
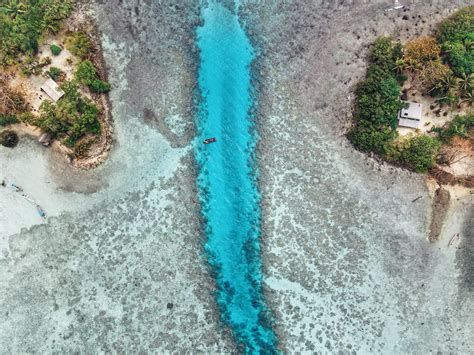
[393,58,406,74]
[458,73,473,97]
[0,0,28,17]
[460,89,474,106]
[463,38,474,53]
[404,58,418,72]
[440,73,458,92]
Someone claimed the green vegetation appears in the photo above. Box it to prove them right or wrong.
[355,75,404,128]
[50,44,62,56]
[90,79,111,93]
[436,6,474,94]
[349,37,404,154]
[75,60,111,93]
[347,122,395,155]
[0,114,19,126]
[46,66,63,82]
[349,7,474,174]
[0,0,73,65]
[0,1,110,158]
[0,129,18,147]
[398,135,441,173]
[35,80,101,150]
[65,32,92,59]
[432,114,474,143]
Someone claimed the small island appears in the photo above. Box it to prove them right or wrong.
[348,6,473,188]
[0,0,112,169]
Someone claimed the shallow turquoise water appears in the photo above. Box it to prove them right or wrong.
[195,2,277,353]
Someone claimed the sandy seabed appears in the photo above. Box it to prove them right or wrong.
[0,0,473,353]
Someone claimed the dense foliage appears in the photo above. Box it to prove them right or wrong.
[436,6,474,44]
[0,129,18,147]
[46,66,63,81]
[36,80,100,149]
[75,60,111,93]
[398,135,441,172]
[349,37,404,154]
[0,0,73,65]
[355,75,404,128]
[50,43,62,56]
[432,114,474,143]
[437,6,474,79]
[0,113,19,126]
[349,8,474,174]
[347,122,395,155]
[369,37,403,75]
[65,32,92,59]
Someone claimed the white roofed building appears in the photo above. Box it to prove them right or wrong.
[398,101,422,129]
[40,78,64,102]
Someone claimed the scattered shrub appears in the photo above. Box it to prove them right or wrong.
[355,73,404,128]
[403,36,441,70]
[0,130,19,148]
[418,61,453,95]
[0,1,73,65]
[0,77,29,114]
[90,79,111,93]
[434,114,474,143]
[39,56,52,67]
[65,32,92,59]
[436,6,474,43]
[369,37,403,75]
[50,44,62,56]
[347,123,396,154]
[399,135,441,173]
[46,67,64,82]
[0,114,19,126]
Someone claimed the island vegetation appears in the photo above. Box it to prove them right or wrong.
[0,0,112,166]
[348,6,473,184]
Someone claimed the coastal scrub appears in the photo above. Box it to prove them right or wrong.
[348,6,474,177]
[0,0,73,65]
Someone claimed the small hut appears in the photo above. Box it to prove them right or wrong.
[40,78,64,102]
[38,132,53,146]
[398,101,422,129]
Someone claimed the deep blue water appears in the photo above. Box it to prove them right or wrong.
[195,2,277,353]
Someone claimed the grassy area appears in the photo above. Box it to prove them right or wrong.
[348,6,474,173]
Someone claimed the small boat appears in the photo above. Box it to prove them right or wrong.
[11,183,23,192]
[203,137,217,144]
[36,205,46,218]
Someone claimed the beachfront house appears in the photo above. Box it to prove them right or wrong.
[40,78,64,102]
[398,101,422,129]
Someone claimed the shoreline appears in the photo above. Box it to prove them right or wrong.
[0,4,114,170]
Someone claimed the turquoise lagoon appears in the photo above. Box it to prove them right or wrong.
[195,2,277,353]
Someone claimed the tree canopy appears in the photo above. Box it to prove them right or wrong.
[0,0,73,65]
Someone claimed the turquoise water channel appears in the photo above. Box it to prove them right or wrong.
[195,2,277,353]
